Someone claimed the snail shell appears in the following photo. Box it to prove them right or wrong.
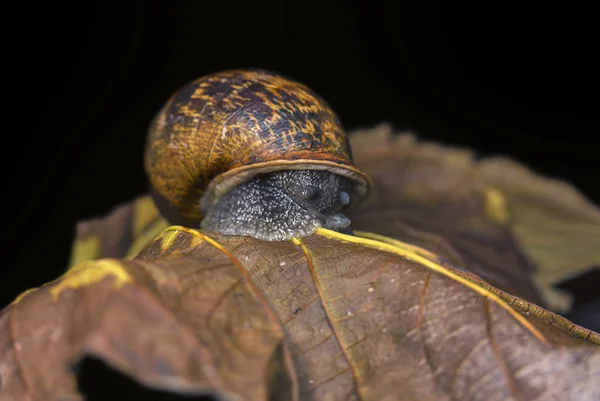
[145,69,371,240]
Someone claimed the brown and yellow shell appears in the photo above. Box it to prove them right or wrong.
[145,69,371,226]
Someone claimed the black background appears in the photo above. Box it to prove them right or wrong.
[2,1,598,329]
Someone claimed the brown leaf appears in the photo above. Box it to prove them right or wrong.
[68,125,600,314]
[476,157,600,311]
[348,125,545,305]
[1,242,297,401]
[3,225,599,400]
[140,226,599,401]
[348,124,600,312]
[68,196,169,267]
[30,123,598,400]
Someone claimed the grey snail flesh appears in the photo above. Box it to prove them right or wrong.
[200,170,353,241]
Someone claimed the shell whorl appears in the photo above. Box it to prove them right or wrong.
[145,69,371,227]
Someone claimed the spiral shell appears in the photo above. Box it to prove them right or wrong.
[145,69,371,226]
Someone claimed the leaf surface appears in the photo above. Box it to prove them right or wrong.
[3,224,599,400]
[140,226,600,401]
[349,125,600,310]
[68,125,600,313]
[11,124,599,400]
[1,237,297,401]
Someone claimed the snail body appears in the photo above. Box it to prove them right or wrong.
[145,69,371,241]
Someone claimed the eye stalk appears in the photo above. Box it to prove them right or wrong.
[297,186,320,201]
[339,191,350,207]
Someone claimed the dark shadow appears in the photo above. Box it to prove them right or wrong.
[557,266,600,332]
[76,357,219,401]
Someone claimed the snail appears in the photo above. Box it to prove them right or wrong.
[145,69,372,241]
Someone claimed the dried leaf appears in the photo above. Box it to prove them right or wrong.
[142,227,600,400]
[3,223,599,400]
[348,124,600,311]
[68,195,168,266]
[68,125,600,314]
[348,125,545,305]
[476,157,600,311]
[13,123,597,400]
[1,241,297,401]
